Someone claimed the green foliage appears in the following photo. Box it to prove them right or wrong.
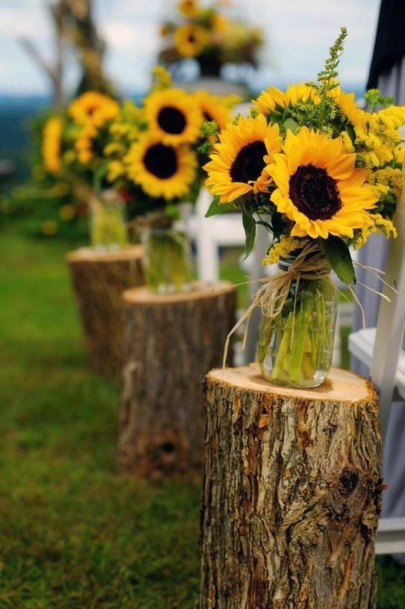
[205,195,235,217]
[198,121,219,156]
[322,235,356,284]
[200,120,218,138]
[283,117,299,134]
[316,27,348,91]
[365,89,394,112]
[287,27,350,138]
[241,202,256,258]
[1,111,88,241]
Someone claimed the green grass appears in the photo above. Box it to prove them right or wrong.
[0,226,404,608]
[0,227,200,608]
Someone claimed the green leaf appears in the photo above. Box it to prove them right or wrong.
[242,204,256,258]
[93,159,109,194]
[322,236,356,284]
[283,117,299,133]
[270,212,286,240]
[205,196,235,217]
[256,220,273,232]
[346,123,356,145]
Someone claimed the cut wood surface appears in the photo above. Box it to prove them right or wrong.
[199,363,382,609]
[66,246,144,378]
[118,281,236,479]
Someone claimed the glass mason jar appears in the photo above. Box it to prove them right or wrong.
[258,256,338,389]
[142,215,193,294]
[89,190,128,251]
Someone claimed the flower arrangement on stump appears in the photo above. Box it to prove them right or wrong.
[41,91,127,250]
[103,67,237,293]
[203,28,405,389]
[39,67,236,288]
[158,0,263,82]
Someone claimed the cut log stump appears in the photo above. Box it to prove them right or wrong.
[199,364,382,609]
[118,281,236,479]
[66,246,144,378]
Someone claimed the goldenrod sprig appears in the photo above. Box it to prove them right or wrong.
[316,26,347,92]
[151,66,172,91]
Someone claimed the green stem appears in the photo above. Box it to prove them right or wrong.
[289,308,311,384]
[271,316,292,381]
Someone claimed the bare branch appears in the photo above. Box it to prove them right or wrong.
[19,37,56,81]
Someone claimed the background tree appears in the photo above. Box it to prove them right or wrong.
[62,0,113,96]
[19,0,113,108]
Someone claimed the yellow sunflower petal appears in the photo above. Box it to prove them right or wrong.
[194,90,233,131]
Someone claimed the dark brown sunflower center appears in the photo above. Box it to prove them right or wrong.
[289,164,342,220]
[157,106,187,135]
[143,144,178,179]
[86,105,98,115]
[230,140,267,183]
[188,34,196,43]
[203,111,213,122]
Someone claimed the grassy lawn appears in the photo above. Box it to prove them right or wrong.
[0,225,404,608]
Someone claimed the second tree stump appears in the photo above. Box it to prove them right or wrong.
[118,281,236,478]
[199,364,382,609]
[66,246,144,378]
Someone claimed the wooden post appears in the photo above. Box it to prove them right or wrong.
[118,281,236,479]
[66,246,144,378]
[199,364,382,609]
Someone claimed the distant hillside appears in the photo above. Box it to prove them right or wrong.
[0,95,49,150]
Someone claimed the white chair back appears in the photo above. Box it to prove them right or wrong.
[370,166,405,441]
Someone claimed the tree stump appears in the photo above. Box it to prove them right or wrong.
[66,246,144,378]
[199,364,382,609]
[118,281,236,479]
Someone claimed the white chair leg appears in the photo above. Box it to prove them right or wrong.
[195,188,220,281]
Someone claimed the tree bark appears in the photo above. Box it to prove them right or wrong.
[199,364,382,609]
[118,282,236,479]
[66,246,144,378]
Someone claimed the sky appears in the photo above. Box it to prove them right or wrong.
[0,0,381,96]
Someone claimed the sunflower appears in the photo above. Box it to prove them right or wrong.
[43,117,63,174]
[174,24,210,58]
[144,88,202,145]
[178,0,199,18]
[328,87,366,128]
[267,127,377,239]
[194,91,232,131]
[125,133,197,200]
[212,14,231,33]
[68,92,119,128]
[204,114,282,203]
[74,123,98,165]
[284,83,320,106]
[253,84,319,115]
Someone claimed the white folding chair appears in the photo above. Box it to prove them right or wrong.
[349,167,405,554]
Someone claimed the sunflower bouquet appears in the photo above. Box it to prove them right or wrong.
[103,67,236,292]
[204,28,405,388]
[40,91,127,250]
[9,111,84,240]
[64,91,127,250]
[158,0,263,80]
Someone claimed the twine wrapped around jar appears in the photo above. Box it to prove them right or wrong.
[223,241,396,368]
